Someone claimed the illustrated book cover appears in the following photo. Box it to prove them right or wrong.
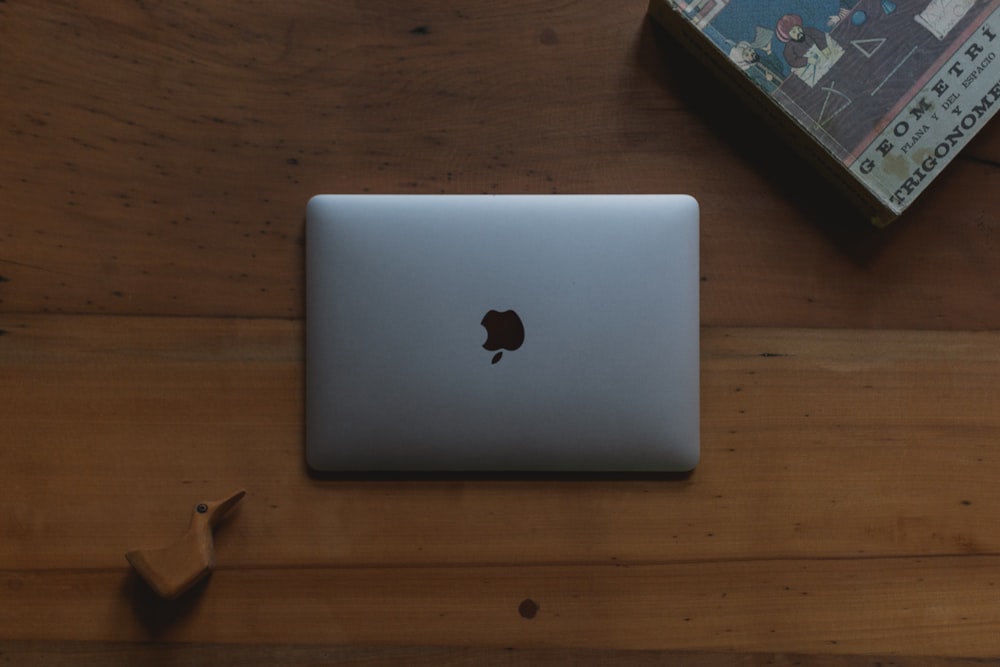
[647,0,1000,225]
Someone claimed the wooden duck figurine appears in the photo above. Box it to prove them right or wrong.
[126,489,246,599]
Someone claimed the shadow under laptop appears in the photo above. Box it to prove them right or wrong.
[306,467,695,483]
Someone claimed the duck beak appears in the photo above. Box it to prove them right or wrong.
[204,488,247,526]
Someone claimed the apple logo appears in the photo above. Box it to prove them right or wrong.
[481,309,524,364]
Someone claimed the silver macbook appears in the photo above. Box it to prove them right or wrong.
[305,194,699,472]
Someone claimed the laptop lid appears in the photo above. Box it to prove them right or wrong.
[305,194,699,471]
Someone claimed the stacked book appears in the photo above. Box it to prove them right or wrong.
[648,0,1000,225]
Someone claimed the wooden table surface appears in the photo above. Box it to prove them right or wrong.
[3,1,999,664]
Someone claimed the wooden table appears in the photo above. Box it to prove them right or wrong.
[2,2,999,664]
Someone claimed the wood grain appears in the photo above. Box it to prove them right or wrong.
[1,642,993,667]
[3,0,1000,662]
[3,557,1000,653]
[1,316,998,571]
[1,315,999,656]
[2,1,999,327]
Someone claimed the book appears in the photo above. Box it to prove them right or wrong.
[647,0,1000,226]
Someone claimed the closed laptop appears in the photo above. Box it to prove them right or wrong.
[305,194,699,471]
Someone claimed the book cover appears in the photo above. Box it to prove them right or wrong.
[648,0,1000,225]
